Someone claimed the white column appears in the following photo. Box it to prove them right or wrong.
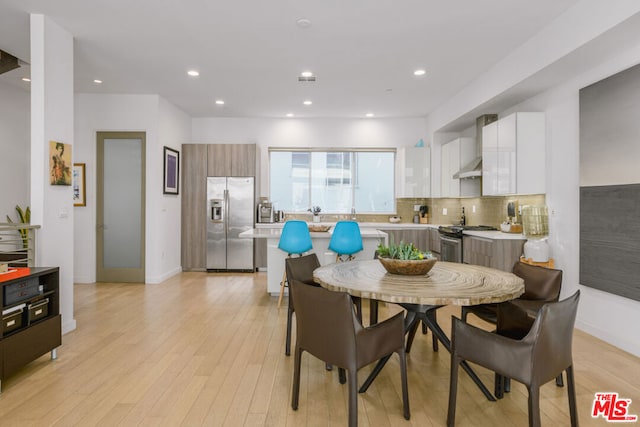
[30,14,76,333]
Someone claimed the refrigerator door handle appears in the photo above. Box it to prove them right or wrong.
[224,189,229,235]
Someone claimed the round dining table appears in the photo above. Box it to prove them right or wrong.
[313,259,525,400]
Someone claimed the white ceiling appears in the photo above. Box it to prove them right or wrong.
[0,0,580,118]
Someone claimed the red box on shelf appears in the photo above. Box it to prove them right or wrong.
[0,267,32,283]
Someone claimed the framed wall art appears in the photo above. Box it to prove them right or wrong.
[163,146,180,195]
[49,141,72,185]
[73,163,86,206]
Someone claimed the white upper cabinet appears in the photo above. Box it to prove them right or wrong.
[399,146,431,197]
[482,112,545,196]
[441,137,475,197]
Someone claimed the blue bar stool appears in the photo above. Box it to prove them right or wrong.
[328,220,363,262]
[277,220,313,307]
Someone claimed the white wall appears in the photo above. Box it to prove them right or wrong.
[152,97,190,282]
[192,117,427,196]
[30,15,76,333]
[74,94,190,284]
[502,46,640,357]
[0,82,30,220]
[424,2,640,356]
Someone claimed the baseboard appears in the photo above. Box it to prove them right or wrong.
[73,275,94,284]
[576,321,640,357]
[146,266,182,284]
[63,318,77,334]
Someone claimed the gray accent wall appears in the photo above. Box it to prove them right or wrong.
[579,62,640,301]
[580,184,640,302]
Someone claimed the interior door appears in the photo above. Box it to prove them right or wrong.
[96,132,146,282]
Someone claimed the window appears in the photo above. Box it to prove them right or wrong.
[269,149,395,213]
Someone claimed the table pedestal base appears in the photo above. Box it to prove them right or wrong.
[359,304,496,402]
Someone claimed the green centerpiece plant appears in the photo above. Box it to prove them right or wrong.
[376,241,436,275]
[378,241,436,276]
[377,241,433,260]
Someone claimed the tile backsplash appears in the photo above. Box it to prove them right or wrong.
[424,194,546,227]
[280,194,545,227]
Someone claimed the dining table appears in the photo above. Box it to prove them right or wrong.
[313,259,525,401]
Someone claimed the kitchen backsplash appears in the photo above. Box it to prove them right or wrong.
[279,194,545,227]
[428,194,546,227]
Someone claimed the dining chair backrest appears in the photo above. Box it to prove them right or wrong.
[278,220,313,255]
[328,221,363,256]
[449,291,580,427]
[291,279,360,367]
[283,253,321,357]
[285,253,321,287]
[512,261,562,302]
[290,278,410,425]
[512,290,580,385]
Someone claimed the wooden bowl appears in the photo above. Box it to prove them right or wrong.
[378,256,437,275]
[308,224,331,232]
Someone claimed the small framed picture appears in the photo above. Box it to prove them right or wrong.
[163,146,180,195]
[50,141,72,185]
[73,163,86,206]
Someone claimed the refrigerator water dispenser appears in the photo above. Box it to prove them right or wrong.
[211,199,223,221]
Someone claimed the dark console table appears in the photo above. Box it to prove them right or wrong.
[0,267,61,391]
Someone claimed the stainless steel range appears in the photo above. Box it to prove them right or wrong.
[438,225,497,263]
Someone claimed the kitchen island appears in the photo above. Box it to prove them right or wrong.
[239,226,388,295]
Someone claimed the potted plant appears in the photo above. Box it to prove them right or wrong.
[308,206,321,223]
[376,241,436,275]
[5,205,30,249]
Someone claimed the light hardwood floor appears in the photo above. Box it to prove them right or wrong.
[0,272,638,426]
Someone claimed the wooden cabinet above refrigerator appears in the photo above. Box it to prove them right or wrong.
[207,144,257,177]
[182,143,258,271]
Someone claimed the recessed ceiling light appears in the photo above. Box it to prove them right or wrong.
[21,77,30,82]
[413,69,426,76]
[301,71,313,78]
[303,100,312,106]
[296,18,312,28]
[215,99,225,105]
[286,113,294,117]
[366,113,375,118]
[187,70,200,77]
[93,79,103,84]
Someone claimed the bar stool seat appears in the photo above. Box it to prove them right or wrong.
[277,220,313,307]
[328,221,363,262]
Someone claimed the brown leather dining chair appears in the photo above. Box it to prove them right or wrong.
[290,279,410,426]
[461,261,563,325]
[284,253,362,357]
[461,261,564,390]
[447,290,580,427]
[284,253,321,357]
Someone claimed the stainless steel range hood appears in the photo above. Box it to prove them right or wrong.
[452,114,497,179]
[453,156,482,179]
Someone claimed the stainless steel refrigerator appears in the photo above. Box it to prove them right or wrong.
[206,177,254,271]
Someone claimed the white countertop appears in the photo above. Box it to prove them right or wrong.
[254,221,440,230]
[249,222,525,240]
[240,227,388,239]
[462,230,526,240]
